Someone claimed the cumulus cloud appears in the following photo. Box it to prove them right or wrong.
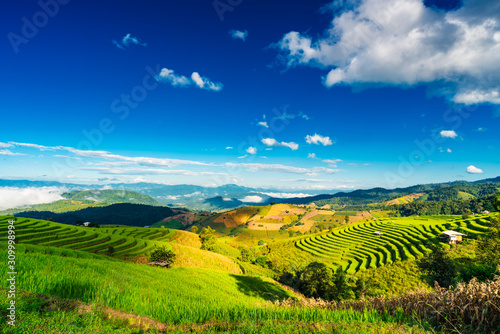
[226,146,233,150]
[274,0,500,105]
[155,68,191,87]
[261,138,299,150]
[246,146,257,154]
[191,72,223,91]
[113,33,147,49]
[305,133,333,146]
[308,153,317,159]
[229,29,248,41]
[0,142,13,148]
[466,165,484,174]
[258,121,269,128]
[155,68,223,91]
[440,130,458,138]
[0,186,65,210]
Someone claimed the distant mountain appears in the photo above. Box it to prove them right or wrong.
[15,203,177,227]
[272,179,500,208]
[1,177,498,212]
[62,190,164,206]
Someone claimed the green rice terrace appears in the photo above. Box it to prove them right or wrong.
[296,214,493,274]
[0,216,175,258]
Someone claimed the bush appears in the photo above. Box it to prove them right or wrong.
[149,246,176,263]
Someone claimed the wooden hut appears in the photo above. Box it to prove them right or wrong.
[439,230,466,244]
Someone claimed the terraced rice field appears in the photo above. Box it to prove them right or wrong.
[0,216,174,258]
[296,214,494,274]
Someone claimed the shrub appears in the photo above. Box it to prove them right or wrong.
[149,246,176,263]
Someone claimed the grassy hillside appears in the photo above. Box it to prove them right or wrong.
[0,244,428,333]
[0,199,107,215]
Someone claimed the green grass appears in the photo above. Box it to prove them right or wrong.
[0,290,429,333]
[0,249,423,329]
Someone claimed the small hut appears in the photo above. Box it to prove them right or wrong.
[374,231,383,237]
[439,230,466,244]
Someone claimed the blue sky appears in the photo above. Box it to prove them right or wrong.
[1,0,499,191]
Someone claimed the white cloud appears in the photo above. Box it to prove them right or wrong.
[322,158,342,167]
[7,142,210,168]
[0,186,65,210]
[246,146,257,154]
[466,165,484,174]
[79,167,198,176]
[262,192,313,198]
[225,162,339,175]
[240,195,263,203]
[225,146,233,150]
[113,33,147,49]
[238,155,248,159]
[191,72,223,91]
[274,0,500,105]
[305,133,333,146]
[258,121,269,128]
[0,149,24,156]
[447,148,452,153]
[156,68,191,87]
[229,29,248,41]
[0,142,13,148]
[440,130,458,138]
[476,127,487,132]
[261,138,299,150]
[155,68,223,91]
[308,153,317,159]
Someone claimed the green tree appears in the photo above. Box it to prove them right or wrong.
[417,246,457,288]
[331,266,353,301]
[344,215,350,224]
[494,195,500,211]
[353,276,368,299]
[199,226,216,251]
[476,216,500,266]
[190,225,199,234]
[300,262,333,299]
[149,246,176,263]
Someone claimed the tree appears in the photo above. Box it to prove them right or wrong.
[476,215,500,266]
[300,262,334,299]
[344,215,350,224]
[190,226,199,234]
[417,246,457,288]
[494,195,500,211]
[353,276,368,299]
[199,226,216,251]
[331,266,353,301]
[149,246,176,263]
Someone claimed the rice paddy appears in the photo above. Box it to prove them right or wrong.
[0,216,174,258]
[296,214,494,274]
